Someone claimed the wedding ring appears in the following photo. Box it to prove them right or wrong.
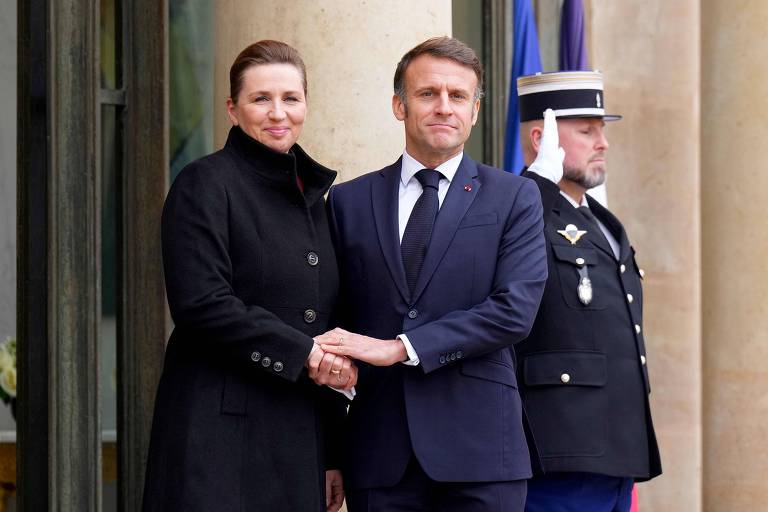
[339,336,344,344]
[330,369,341,375]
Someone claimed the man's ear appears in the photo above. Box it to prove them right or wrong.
[530,125,543,153]
[471,98,480,126]
[392,94,406,121]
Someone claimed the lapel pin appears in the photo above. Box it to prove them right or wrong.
[464,185,472,192]
[557,224,587,245]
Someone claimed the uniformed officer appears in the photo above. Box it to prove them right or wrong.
[515,71,662,512]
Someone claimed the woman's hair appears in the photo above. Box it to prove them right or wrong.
[229,40,307,103]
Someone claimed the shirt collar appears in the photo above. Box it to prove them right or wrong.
[400,150,463,187]
[560,190,589,208]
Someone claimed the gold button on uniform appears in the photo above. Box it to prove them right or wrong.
[620,264,626,273]
[641,355,647,365]
[639,268,645,278]
[575,257,585,266]
[627,293,634,304]
[560,373,571,384]
[635,324,642,334]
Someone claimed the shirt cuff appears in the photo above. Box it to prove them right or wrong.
[398,334,420,366]
[328,385,356,400]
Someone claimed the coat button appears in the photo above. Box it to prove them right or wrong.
[273,361,284,372]
[627,293,634,304]
[635,324,642,334]
[262,356,272,367]
[560,373,571,384]
[251,351,261,362]
[620,264,626,274]
[450,353,456,361]
[575,257,585,266]
[304,309,317,323]
[307,252,319,266]
[408,309,418,319]
[639,268,646,278]
[456,350,463,359]
[640,355,647,365]
[439,355,446,364]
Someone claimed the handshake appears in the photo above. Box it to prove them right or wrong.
[305,327,409,390]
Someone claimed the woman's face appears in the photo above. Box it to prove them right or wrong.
[226,63,307,153]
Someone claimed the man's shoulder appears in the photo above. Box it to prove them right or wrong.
[331,161,399,196]
[472,162,539,197]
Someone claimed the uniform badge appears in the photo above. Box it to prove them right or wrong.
[577,276,593,305]
[557,224,587,245]
[596,92,602,108]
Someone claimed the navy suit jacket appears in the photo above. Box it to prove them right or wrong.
[327,154,548,489]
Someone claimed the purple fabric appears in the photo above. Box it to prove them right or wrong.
[560,0,590,70]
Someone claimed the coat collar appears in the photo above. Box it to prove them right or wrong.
[225,126,337,206]
[370,154,480,304]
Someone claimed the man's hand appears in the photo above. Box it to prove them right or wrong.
[306,342,358,390]
[529,108,565,183]
[325,470,345,512]
[317,328,407,367]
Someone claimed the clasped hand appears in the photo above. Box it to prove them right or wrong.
[315,327,407,367]
[306,340,358,390]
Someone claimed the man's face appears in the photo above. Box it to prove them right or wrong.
[393,55,480,167]
[557,118,609,190]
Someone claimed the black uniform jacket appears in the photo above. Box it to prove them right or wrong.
[142,126,345,512]
[516,170,662,481]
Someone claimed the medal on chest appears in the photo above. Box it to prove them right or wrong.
[557,223,587,245]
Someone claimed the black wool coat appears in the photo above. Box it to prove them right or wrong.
[516,171,662,481]
[142,126,345,512]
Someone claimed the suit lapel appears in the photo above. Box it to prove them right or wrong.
[411,155,480,302]
[371,159,410,303]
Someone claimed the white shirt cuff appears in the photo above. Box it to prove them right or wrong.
[398,334,420,366]
[329,385,356,400]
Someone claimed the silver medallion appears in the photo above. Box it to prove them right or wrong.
[577,276,593,305]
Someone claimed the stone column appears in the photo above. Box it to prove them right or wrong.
[701,1,768,509]
[214,0,452,183]
[587,1,702,510]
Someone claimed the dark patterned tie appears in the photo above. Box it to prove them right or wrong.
[401,169,443,293]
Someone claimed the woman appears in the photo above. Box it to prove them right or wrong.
[143,40,353,512]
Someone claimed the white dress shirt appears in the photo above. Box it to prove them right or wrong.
[397,150,464,366]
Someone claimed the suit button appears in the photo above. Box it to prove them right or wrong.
[307,252,319,266]
[456,350,463,359]
[560,373,571,384]
[251,351,261,362]
[575,257,585,266]
[639,268,646,278]
[439,355,446,364]
[620,264,626,274]
[635,324,642,334]
[262,356,272,368]
[408,309,418,319]
[304,309,317,323]
[273,361,284,372]
[450,353,456,361]
[640,355,647,365]
[627,293,634,304]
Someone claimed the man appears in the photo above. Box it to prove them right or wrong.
[316,37,547,511]
[515,71,662,512]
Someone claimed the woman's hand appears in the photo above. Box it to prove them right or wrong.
[317,328,408,367]
[325,470,345,512]
[306,342,358,390]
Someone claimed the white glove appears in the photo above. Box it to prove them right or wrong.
[528,108,565,184]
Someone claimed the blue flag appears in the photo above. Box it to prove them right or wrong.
[560,0,590,70]
[504,0,542,174]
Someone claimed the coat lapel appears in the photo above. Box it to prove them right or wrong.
[371,159,410,303]
[411,155,480,302]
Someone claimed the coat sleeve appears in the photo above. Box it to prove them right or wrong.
[162,162,314,381]
[405,178,548,374]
